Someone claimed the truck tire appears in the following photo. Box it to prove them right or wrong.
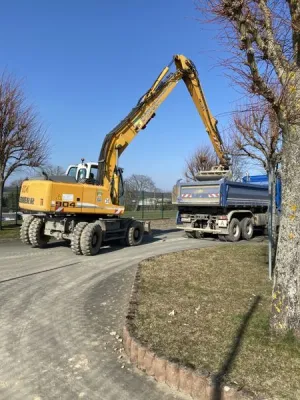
[227,218,241,242]
[71,222,88,255]
[186,231,204,239]
[80,222,102,256]
[218,234,227,242]
[241,217,254,240]
[29,218,50,248]
[123,220,144,246]
[20,215,34,245]
[186,231,196,238]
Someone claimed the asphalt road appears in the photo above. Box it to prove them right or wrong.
[0,229,222,400]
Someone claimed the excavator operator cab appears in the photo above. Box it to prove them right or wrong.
[66,160,98,182]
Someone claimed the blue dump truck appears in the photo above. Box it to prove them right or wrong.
[173,176,273,241]
[242,174,281,211]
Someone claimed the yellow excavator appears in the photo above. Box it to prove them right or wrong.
[19,54,230,255]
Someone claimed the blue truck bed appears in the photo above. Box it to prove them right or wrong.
[176,178,269,208]
[242,174,281,211]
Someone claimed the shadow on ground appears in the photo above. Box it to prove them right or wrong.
[212,295,261,400]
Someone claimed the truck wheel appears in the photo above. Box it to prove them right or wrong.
[29,218,50,248]
[218,234,227,242]
[80,223,102,256]
[186,231,196,238]
[227,218,241,242]
[241,218,254,240]
[71,222,88,255]
[186,231,204,239]
[20,215,34,245]
[124,220,144,246]
[195,231,204,239]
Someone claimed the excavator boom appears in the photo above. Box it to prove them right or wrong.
[98,54,229,190]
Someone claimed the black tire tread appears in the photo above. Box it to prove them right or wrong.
[126,220,144,246]
[29,218,49,248]
[186,231,196,239]
[20,215,34,245]
[80,223,102,256]
[227,218,241,242]
[71,222,88,255]
[241,217,254,240]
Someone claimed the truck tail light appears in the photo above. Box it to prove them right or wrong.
[219,215,228,220]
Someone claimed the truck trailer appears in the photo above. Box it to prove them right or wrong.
[173,177,270,241]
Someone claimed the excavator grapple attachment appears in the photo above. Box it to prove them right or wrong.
[195,166,231,181]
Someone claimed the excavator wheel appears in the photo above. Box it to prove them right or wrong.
[71,222,88,255]
[123,220,144,246]
[20,215,35,245]
[29,217,50,248]
[80,222,103,256]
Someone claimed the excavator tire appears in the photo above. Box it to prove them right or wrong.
[123,220,144,246]
[20,215,35,245]
[71,222,88,255]
[29,217,50,248]
[80,222,102,256]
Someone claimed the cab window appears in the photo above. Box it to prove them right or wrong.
[90,166,98,181]
[78,168,86,180]
[67,167,77,177]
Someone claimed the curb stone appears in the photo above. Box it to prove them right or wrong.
[122,262,260,400]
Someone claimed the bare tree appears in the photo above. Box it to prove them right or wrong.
[185,144,244,181]
[184,144,217,180]
[124,174,157,211]
[40,164,65,176]
[197,0,300,335]
[232,104,282,264]
[232,104,282,171]
[0,74,48,229]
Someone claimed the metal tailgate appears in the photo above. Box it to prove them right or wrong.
[178,183,221,204]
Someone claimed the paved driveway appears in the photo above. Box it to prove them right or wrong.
[0,230,221,400]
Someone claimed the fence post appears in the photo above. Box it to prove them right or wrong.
[161,192,164,219]
[142,190,144,219]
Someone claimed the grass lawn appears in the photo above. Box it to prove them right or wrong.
[0,222,21,240]
[132,244,300,399]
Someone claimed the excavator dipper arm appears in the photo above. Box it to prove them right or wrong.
[97,54,229,191]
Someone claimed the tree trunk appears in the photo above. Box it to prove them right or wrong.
[271,172,278,267]
[271,125,300,336]
[0,180,3,231]
[268,167,278,269]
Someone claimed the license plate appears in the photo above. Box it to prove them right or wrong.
[218,220,227,227]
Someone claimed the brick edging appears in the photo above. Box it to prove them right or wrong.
[122,264,252,400]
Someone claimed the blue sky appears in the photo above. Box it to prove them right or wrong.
[1,0,244,190]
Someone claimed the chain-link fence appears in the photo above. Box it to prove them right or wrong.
[2,185,22,225]
[2,186,177,224]
[123,190,177,220]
